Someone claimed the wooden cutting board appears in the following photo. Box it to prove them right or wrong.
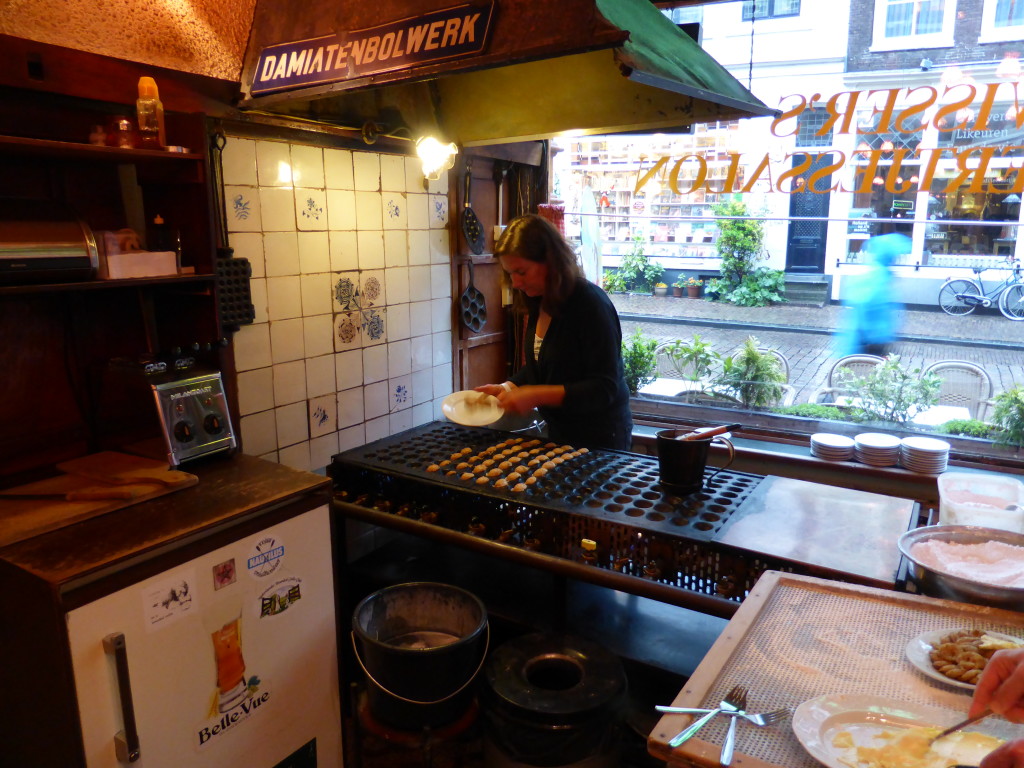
[0,452,198,548]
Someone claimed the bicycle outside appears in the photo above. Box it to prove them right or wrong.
[937,258,1024,320]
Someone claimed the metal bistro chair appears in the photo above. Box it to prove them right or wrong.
[921,360,995,420]
[809,354,886,404]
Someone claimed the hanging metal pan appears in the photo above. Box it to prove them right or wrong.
[461,160,485,255]
[459,261,487,333]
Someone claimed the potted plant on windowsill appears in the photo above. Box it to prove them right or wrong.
[685,276,704,298]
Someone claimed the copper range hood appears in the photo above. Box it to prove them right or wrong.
[238,0,778,146]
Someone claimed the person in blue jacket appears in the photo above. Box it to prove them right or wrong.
[837,232,909,357]
[475,214,633,450]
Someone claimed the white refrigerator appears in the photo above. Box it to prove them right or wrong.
[66,505,343,768]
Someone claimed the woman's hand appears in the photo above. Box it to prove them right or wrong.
[980,739,1024,768]
[971,648,1024,722]
[474,383,508,398]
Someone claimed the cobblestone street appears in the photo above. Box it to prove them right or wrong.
[612,294,1023,406]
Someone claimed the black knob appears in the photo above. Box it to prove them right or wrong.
[173,421,195,443]
[203,413,224,435]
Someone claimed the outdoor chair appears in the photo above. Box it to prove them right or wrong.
[756,347,796,407]
[809,354,886,404]
[921,360,994,420]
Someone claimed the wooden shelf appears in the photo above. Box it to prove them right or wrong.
[0,273,215,295]
[0,133,204,162]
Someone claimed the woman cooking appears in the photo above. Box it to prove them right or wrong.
[475,214,633,450]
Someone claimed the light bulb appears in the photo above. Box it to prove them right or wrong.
[416,136,458,181]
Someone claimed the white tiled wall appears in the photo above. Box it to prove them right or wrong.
[224,137,454,472]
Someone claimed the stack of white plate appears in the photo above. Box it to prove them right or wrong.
[810,433,855,461]
[854,432,902,466]
[900,436,951,474]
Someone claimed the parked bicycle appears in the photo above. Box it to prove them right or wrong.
[937,258,1024,320]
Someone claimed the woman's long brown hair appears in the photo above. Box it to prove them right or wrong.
[495,214,583,317]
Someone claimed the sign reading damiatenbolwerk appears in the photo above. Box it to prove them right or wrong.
[250,2,496,96]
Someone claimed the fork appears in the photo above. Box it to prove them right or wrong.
[667,684,746,748]
[742,708,789,727]
[720,686,747,766]
[657,705,790,727]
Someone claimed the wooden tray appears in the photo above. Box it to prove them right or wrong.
[648,571,1024,768]
[0,452,197,547]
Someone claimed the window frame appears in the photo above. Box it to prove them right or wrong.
[870,0,956,51]
[979,0,1024,42]
[741,0,801,22]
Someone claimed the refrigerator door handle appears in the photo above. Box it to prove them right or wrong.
[102,632,141,763]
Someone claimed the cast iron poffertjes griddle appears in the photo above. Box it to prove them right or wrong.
[331,422,763,542]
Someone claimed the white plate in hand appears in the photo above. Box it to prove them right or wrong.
[905,629,1023,691]
[442,390,503,426]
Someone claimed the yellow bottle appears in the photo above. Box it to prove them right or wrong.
[136,76,166,149]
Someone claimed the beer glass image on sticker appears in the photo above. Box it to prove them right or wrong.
[203,598,251,714]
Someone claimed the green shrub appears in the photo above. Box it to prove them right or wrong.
[618,235,659,293]
[662,333,721,382]
[938,419,996,438]
[773,403,847,420]
[723,268,787,307]
[714,337,786,408]
[621,328,658,394]
[992,386,1024,448]
[602,270,627,293]
[836,355,941,424]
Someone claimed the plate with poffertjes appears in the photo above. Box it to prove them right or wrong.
[905,628,1024,690]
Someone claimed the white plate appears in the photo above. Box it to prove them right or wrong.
[855,432,902,449]
[905,629,1024,691]
[812,433,856,449]
[441,390,504,426]
[901,436,951,453]
[793,694,1013,768]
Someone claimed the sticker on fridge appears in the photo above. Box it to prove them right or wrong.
[259,576,303,617]
[246,534,285,579]
[143,570,197,629]
[197,596,272,749]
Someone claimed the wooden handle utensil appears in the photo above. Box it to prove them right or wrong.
[677,423,741,441]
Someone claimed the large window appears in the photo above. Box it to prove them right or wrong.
[981,0,1024,41]
[871,0,955,50]
[742,0,800,20]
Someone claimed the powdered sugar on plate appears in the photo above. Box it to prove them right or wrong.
[910,540,1024,588]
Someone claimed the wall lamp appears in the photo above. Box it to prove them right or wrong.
[416,136,459,181]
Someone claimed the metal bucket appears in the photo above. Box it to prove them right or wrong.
[352,582,489,729]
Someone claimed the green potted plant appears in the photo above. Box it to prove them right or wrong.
[685,276,704,298]
[671,277,685,297]
[645,261,666,293]
[991,385,1024,449]
[663,333,721,383]
[602,270,627,293]
[714,337,787,408]
[835,355,941,424]
[621,328,658,394]
[711,198,786,307]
